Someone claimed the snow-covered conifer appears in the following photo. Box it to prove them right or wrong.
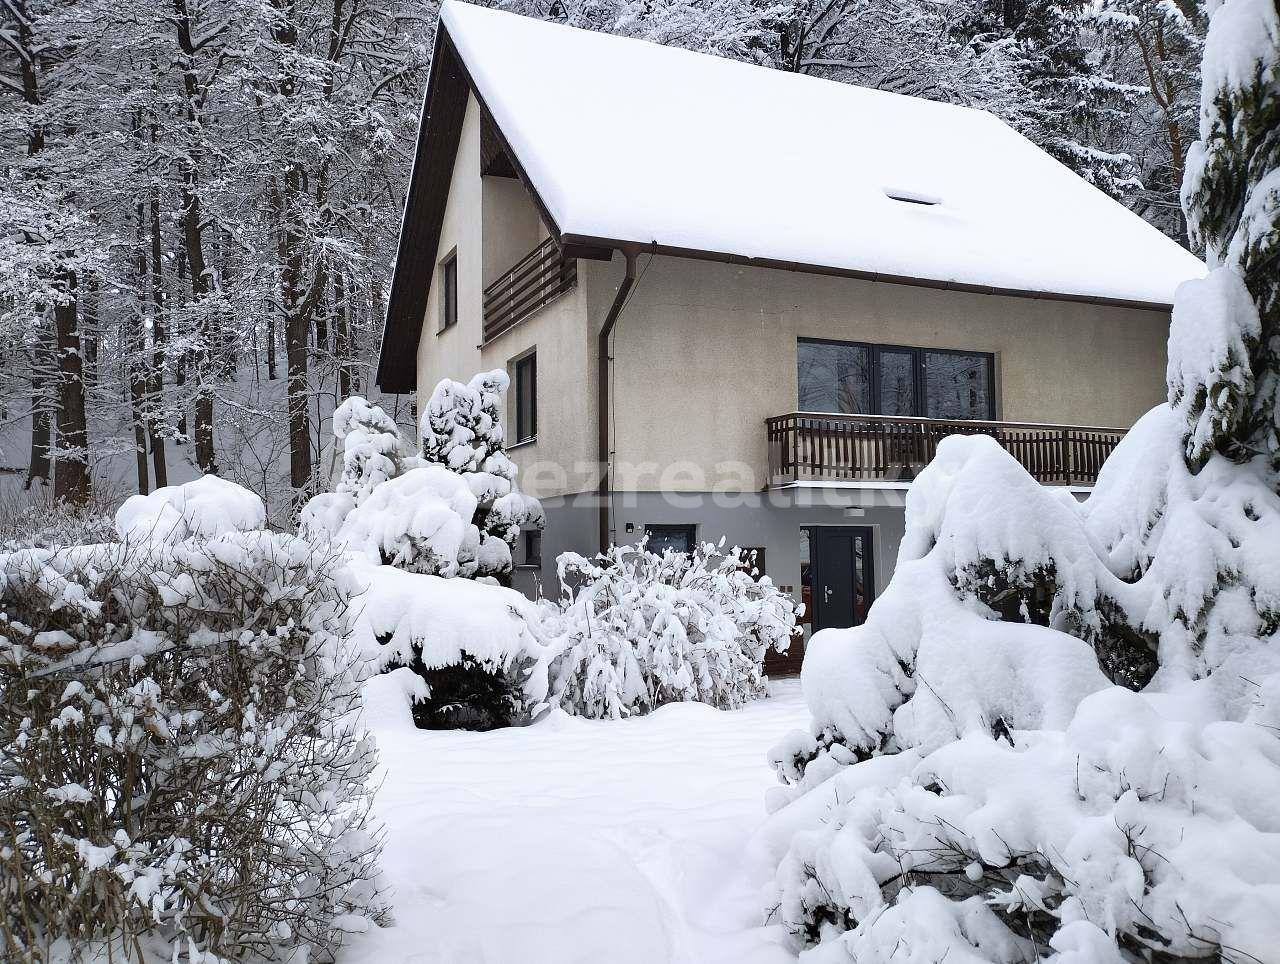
[332,395,406,503]
[1177,0,1279,472]
[760,5,1280,959]
[416,371,543,584]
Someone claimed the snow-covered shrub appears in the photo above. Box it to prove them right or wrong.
[350,560,554,729]
[0,484,117,549]
[759,5,1280,959]
[115,474,267,542]
[302,379,542,585]
[0,533,387,963]
[332,394,405,503]
[298,381,546,730]
[417,370,543,584]
[549,542,799,719]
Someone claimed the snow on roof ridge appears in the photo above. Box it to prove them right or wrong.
[438,0,1205,306]
[441,0,1002,124]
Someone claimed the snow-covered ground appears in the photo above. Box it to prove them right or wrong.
[343,680,808,964]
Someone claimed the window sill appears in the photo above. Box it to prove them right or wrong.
[514,563,542,571]
[508,436,537,451]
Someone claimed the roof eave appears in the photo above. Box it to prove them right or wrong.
[559,233,1174,312]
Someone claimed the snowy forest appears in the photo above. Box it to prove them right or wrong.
[2,0,1207,525]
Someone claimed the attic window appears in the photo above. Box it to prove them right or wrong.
[885,188,941,207]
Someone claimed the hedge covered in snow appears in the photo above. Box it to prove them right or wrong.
[549,542,800,719]
[0,518,386,961]
[758,4,1280,959]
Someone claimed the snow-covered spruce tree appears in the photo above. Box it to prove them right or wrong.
[307,375,542,584]
[549,542,799,719]
[300,385,550,730]
[1176,0,1280,473]
[759,3,1280,960]
[418,369,544,583]
[0,509,387,961]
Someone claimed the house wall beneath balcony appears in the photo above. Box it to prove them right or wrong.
[584,255,1171,492]
[504,487,907,621]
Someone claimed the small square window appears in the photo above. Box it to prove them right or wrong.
[521,530,541,568]
[515,352,537,443]
[644,524,696,555]
[439,252,458,332]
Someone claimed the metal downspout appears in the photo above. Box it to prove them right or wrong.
[597,246,641,551]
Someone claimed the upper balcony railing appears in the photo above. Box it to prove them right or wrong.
[482,237,577,343]
[766,412,1125,488]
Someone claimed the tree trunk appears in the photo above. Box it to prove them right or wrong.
[173,0,217,475]
[130,203,152,494]
[148,170,169,489]
[26,328,54,489]
[53,270,91,505]
[334,268,352,399]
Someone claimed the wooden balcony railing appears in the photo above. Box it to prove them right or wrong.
[766,412,1125,487]
[482,237,577,343]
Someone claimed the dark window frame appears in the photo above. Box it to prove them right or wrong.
[514,351,537,443]
[643,524,697,555]
[798,337,996,420]
[438,250,458,333]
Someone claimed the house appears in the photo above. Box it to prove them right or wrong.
[376,1,1204,665]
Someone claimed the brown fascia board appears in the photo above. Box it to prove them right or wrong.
[559,233,1175,313]
[376,29,465,394]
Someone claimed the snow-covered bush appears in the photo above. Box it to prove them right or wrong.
[302,377,542,585]
[115,474,267,542]
[350,560,555,730]
[417,370,543,583]
[0,484,117,549]
[299,379,547,730]
[759,4,1280,960]
[549,541,799,719]
[332,394,405,503]
[0,532,387,963]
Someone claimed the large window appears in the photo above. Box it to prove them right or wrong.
[438,251,458,332]
[798,339,994,420]
[514,352,537,443]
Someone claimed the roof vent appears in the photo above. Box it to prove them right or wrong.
[885,188,941,207]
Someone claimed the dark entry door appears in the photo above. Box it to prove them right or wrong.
[812,527,875,632]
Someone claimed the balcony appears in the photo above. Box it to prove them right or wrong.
[766,412,1125,488]
[483,237,577,343]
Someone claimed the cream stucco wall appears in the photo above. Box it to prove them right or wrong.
[413,93,599,501]
[416,94,485,404]
[585,255,1170,492]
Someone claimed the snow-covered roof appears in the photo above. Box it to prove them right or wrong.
[441,0,1202,307]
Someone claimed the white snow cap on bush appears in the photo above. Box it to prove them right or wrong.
[115,475,266,542]
[349,558,554,714]
[336,465,481,577]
